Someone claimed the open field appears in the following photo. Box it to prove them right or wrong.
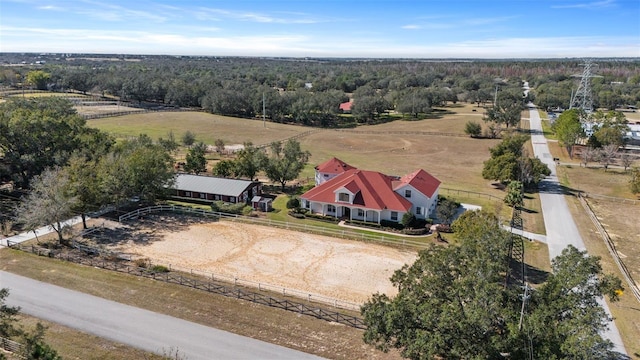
[88,111,311,145]
[75,104,144,117]
[0,248,401,360]
[566,197,640,356]
[101,215,417,305]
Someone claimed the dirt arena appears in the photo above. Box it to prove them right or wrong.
[108,217,418,304]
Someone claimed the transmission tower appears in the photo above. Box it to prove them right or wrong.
[569,60,597,113]
[505,206,525,287]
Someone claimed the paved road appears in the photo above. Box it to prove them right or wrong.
[527,101,627,355]
[0,271,324,360]
[0,216,83,247]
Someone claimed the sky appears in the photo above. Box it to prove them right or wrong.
[0,0,639,58]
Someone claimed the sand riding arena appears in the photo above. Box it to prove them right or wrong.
[100,214,418,305]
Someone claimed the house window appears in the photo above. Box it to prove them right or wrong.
[185,191,192,197]
[327,205,336,213]
[214,195,220,200]
[405,190,411,198]
[416,207,422,215]
[324,174,329,178]
[200,193,206,199]
[305,200,310,209]
[391,211,398,221]
[357,209,364,217]
[338,192,349,202]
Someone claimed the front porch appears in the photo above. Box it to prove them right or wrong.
[319,204,381,224]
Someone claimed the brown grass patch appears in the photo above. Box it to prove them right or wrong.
[0,249,401,360]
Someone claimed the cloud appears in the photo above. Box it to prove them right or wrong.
[402,15,516,31]
[37,5,64,11]
[76,0,168,22]
[196,7,323,24]
[1,25,638,58]
[551,0,616,9]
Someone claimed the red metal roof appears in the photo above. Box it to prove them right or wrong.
[315,157,356,174]
[339,101,352,111]
[395,169,441,198]
[302,169,413,211]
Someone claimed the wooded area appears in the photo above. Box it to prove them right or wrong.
[2,54,639,128]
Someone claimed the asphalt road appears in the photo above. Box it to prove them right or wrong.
[0,271,324,360]
[527,102,627,355]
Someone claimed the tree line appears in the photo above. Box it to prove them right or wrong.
[2,55,638,126]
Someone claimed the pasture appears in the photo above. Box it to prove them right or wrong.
[87,104,546,235]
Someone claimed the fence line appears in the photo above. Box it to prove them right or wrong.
[5,241,366,329]
[80,107,201,120]
[578,194,640,303]
[579,192,639,205]
[117,204,429,249]
[334,129,469,138]
[0,336,23,356]
[440,187,503,202]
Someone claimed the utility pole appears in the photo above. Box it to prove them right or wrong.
[262,92,266,128]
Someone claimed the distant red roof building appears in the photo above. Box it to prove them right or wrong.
[302,159,440,224]
[339,101,352,112]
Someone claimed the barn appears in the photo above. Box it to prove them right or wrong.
[170,173,262,204]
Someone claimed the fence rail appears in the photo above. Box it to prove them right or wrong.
[0,336,23,356]
[578,194,640,303]
[5,242,366,329]
[579,192,639,205]
[118,204,429,249]
[333,129,469,138]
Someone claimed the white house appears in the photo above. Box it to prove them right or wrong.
[301,158,441,224]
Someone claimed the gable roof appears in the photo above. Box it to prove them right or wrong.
[315,157,356,174]
[302,169,412,211]
[394,169,441,198]
[172,174,256,197]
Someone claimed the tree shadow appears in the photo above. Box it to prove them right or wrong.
[83,214,217,246]
[507,260,549,285]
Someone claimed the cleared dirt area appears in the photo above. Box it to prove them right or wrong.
[105,216,417,304]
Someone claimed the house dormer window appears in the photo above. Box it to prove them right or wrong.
[405,189,411,198]
[338,192,349,202]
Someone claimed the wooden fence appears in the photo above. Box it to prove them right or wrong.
[5,241,366,329]
[578,194,640,303]
[334,129,470,138]
[0,336,23,357]
[579,192,639,205]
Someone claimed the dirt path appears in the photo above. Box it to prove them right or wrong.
[112,219,417,304]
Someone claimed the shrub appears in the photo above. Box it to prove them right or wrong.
[286,197,300,209]
[288,211,306,219]
[464,121,482,137]
[380,220,404,230]
[150,265,170,273]
[210,201,248,215]
[403,228,428,235]
[134,258,149,268]
[401,212,417,228]
[241,206,254,216]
